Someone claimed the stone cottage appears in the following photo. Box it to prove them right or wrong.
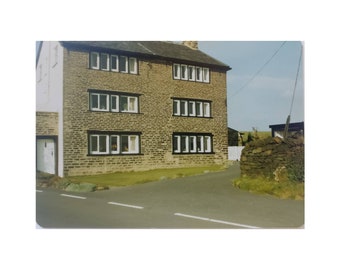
[36,41,231,176]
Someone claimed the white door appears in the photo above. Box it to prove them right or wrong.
[37,139,56,174]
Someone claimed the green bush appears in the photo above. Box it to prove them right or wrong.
[286,147,304,182]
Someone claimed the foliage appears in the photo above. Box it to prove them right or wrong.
[286,147,304,182]
[233,176,304,200]
[67,165,226,187]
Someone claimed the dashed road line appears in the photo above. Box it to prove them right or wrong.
[107,201,144,209]
[36,190,43,193]
[174,212,260,229]
[60,194,87,200]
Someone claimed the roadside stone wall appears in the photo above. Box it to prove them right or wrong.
[240,135,304,181]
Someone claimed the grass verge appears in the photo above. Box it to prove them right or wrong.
[67,165,226,188]
[233,177,304,200]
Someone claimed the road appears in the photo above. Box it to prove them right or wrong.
[36,164,304,229]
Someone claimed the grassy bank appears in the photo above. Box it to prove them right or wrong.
[233,177,304,200]
[67,165,226,187]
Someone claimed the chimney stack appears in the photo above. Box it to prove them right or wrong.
[182,41,198,50]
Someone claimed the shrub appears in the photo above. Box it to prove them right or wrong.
[286,147,304,182]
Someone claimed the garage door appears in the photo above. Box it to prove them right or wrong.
[37,138,56,174]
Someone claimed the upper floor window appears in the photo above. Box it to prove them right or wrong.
[173,98,211,118]
[90,52,138,74]
[173,63,210,83]
[89,90,140,113]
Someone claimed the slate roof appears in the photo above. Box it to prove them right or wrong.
[60,41,231,70]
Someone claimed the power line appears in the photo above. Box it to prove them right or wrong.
[289,43,303,116]
[230,41,287,99]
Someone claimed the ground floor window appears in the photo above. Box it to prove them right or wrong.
[88,131,141,155]
[173,133,213,154]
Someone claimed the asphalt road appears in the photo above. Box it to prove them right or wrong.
[36,164,304,229]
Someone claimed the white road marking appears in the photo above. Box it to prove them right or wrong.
[36,190,43,192]
[107,201,144,209]
[174,213,260,229]
[60,194,87,200]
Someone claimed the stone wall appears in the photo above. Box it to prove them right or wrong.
[62,47,228,176]
[240,135,304,181]
[36,112,58,136]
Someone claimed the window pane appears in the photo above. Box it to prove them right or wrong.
[111,136,119,153]
[196,102,202,116]
[203,68,209,82]
[119,56,128,72]
[90,52,99,69]
[173,100,180,115]
[189,136,196,152]
[173,64,180,79]
[196,67,202,81]
[204,136,211,152]
[189,101,195,116]
[181,65,188,80]
[122,136,129,152]
[181,136,188,152]
[120,96,128,111]
[129,136,137,152]
[129,58,137,74]
[99,135,107,153]
[197,136,204,152]
[128,97,137,112]
[180,100,188,116]
[111,55,118,71]
[188,66,195,81]
[204,102,210,117]
[99,94,108,110]
[100,53,109,70]
[173,136,180,152]
[90,136,98,152]
[91,94,98,109]
[111,95,118,111]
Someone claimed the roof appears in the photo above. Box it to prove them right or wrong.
[269,121,304,131]
[60,41,231,70]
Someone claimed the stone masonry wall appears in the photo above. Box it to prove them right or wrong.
[62,48,228,176]
[240,135,304,180]
[36,112,58,136]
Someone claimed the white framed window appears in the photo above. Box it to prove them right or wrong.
[173,64,181,79]
[197,136,204,153]
[188,66,196,81]
[204,136,211,152]
[100,53,110,71]
[173,133,212,154]
[181,136,189,153]
[173,135,181,153]
[181,64,188,80]
[119,56,128,73]
[180,100,188,116]
[196,101,203,117]
[122,135,139,154]
[111,95,119,112]
[203,102,210,117]
[90,135,109,154]
[189,136,197,152]
[129,57,137,74]
[196,67,202,82]
[111,135,120,154]
[90,93,109,111]
[173,100,180,115]
[111,55,119,72]
[90,52,100,69]
[203,67,210,83]
[188,101,196,116]
[120,96,138,113]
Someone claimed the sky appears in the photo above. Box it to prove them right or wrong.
[198,41,304,131]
